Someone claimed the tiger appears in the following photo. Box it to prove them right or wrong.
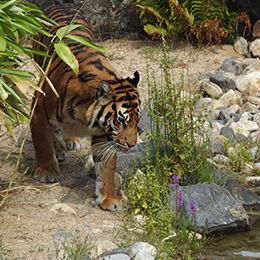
[31,4,141,211]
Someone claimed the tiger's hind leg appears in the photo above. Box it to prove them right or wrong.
[31,106,61,183]
[92,136,122,211]
[52,128,82,161]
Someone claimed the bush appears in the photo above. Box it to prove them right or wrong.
[130,0,251,46]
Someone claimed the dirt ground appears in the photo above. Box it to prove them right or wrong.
[0,38,238,259]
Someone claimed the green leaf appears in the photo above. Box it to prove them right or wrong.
[0,78,27,108]
[134,208,141,215]
[23,47,50,57]
[142,201,148,208]
[0,0,18,10]
[0,26,6,51]
[0,68,34,77]
[56,24,85,40]
[65,34,107,52]
[0,81,8,100]
[54,41,79,75]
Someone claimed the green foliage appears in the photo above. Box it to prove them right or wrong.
[124,41,209,259]
[0,0,107,135]
[0,0,52,133]
[131,0,251,46]
[224,138,254,172]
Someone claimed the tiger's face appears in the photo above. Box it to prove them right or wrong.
[92,71,140,155]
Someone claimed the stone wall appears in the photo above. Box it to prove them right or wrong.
[27,0,141,38]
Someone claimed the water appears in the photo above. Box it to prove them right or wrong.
[203,214,260,260]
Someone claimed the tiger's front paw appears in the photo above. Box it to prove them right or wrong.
[95,181,123,211]
[64,137,82,150]
[34,167,61,183]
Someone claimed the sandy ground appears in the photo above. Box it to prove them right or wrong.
[0,38,238,259]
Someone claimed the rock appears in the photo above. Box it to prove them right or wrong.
[220,57,244,75]
[220,126,235,138]
[244,176,260,186]
[170,183,250,235]
[248,95,260,105]
[232,0,260,19]
[241,58,260,68]
[236,71,260,93]
[49,203,77,216]
[219,109,231,123]
[213,154,232,165]
[237,120,259,132]
[224,179,260,209]
[116,142,146,180]
[53,231,75,240]
[253,19,260,38]
[60,190,87,204]
[229,122,250,137]
[219,89,241,107]
[26,0,141,36]
[249,39,260,57]
[209,138,224,154]
[98,254,130,260]
[234,37,249,56]
[200,79,223,98]
[209,73,237,92]
[92,240,119,258]
[132,242,156,260]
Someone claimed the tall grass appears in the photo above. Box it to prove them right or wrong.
[124,41,212,259]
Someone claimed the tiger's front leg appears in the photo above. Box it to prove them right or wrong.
[92,136,122,211]
[31,104,61,183]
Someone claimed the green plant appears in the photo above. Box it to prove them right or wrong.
[130,0,251,46]
[55,236,94,260]
[0,0,52,133]
[0,236,12,257]
[224,138,253,172]
[123,40,209,259]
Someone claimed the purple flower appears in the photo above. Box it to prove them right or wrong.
[190,200,196,215]
[178,191,183,207]
[172,174,180,189]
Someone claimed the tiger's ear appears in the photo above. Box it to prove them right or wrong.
[126,71,139,86]
[97,81,111,99]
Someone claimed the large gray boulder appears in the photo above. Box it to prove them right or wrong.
[27,0,141,37]
[170,183,250,235]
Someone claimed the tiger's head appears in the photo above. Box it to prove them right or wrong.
[91,71,140,156]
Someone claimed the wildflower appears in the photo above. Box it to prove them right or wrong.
[190,200,196,215]
[178,191,183,207]
[172,174,180,189]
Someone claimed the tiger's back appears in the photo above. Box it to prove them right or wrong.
[31,4,140,211]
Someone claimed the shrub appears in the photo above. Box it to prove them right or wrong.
[130,0,251,46]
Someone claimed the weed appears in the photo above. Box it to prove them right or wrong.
[0,236,12,257]
[123,40,209,259]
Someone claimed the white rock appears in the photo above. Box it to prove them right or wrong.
[92,240,118,258]
[234,37,248,55]
[219,89,241,107]
[241,163,254,175]
[248,96,260,105]
[245,176,260,185]
[249,39,260,57]
[237,120,259,132]
[133,242,156,260]
[229,122,250,137]
[236,71,260,93]
[200,79,223,98]
[253,163,260,173]
[213,154,232,165]
[99,254,130,260]
[49,203,77,216]
[249,130,260,142]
